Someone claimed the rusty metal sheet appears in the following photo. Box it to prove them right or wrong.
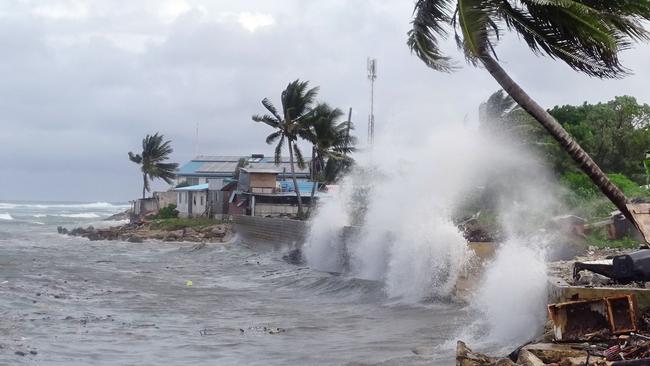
[548,298,610,341]
[627,203,650,244]
[606,295,637,334]
[548,295,637,341]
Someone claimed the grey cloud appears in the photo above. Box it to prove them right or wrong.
[1,1,650,201]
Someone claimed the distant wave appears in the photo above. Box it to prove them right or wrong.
[0,213,14,220]
[0,202,129,210]
[32,214,47,218]
[59,213,101,219]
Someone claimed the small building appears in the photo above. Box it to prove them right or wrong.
[238,168,280,194]
[231,177,319,218]
[175,183,209,218]
[176,154,311,186]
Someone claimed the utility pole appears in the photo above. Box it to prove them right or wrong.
[367,58,377,147]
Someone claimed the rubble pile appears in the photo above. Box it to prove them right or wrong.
[57,223,231,243]
[459,248,650,365]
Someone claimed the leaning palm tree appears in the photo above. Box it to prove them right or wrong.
[408,0,650,232]
[252,80,319,217]
[303,103,357,214]
[128,133,179,199]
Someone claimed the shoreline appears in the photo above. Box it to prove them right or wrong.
[58,220,233,243]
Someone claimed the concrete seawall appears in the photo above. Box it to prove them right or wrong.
[232,215,308,250]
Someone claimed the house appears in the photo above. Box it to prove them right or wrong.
[175,180,238,219]
[174,183,211,218]
[229,169,319,217]
[176,154,311,186]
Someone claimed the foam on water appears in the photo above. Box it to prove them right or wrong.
[0,213,14,220]
[58,213,102,218]
[0,201,128,210]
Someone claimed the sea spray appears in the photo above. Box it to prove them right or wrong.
[472,239,548,344]
[304,185,351,272]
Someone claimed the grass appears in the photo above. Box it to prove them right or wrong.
[585,228,639,249]
[149,218,222,231]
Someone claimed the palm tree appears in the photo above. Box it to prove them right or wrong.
[408,0,650,230]
[128,133,179,199]
[253,79,319,217]
[304,103,357,214]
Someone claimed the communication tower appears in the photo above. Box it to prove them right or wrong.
[367,58,377,147]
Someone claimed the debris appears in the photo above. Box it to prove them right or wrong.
[186,280,193,287]
[573,250,650,285]
[548,295,637,341]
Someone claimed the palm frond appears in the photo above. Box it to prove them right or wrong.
[293,143,306,169]
[252,114,280,128]
[408,0,457,71]
[266,130,283,145]
[261,98,283,121]
[274,135,285,165]
[128,152,142,164]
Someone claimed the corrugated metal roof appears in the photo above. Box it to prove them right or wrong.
[177,161,205,175]
[241,168,280,174]
[196,161,239,173]
[177,156,311,177]
[174,183,209,191]
[193,155,243,162]
[248,162,310,174]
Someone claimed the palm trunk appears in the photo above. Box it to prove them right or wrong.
[479,53,635,226]
[142,173,147,200]
[307,147,318,215]
[287,137,304,217]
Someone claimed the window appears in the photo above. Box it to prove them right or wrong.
[193,195,196,205]
[200,195,204,205]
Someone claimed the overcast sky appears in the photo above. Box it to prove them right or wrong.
[1,0,649,202]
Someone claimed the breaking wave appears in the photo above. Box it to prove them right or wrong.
[0,213,14,220]
[0,202,128,210]
[59,213,102,219]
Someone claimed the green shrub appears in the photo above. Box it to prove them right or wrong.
[561,171,650,220]
[153,204,179,219]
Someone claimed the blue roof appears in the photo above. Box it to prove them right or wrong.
[279,181,317,194]
[177,161,205,175]
[174,183,209,191]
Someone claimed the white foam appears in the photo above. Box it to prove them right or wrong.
[59,213,101,218]
[0,213,14,220]
[32,214,47,218]
[0,201,129,210]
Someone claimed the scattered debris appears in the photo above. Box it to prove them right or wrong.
[548,295,636,342]
[573,249,650,285]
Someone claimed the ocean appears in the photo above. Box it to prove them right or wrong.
[0,201,472,365]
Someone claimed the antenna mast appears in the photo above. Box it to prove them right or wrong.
[367,58,377,147]
[195,122,199,157]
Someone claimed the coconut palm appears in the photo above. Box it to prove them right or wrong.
[128,133,178,199]
[408,0,650,228]
[304,103,357,214]
[253,79,319,217]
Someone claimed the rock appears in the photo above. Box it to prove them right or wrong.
[456,341,515,366]
[29,350,37,355]
[127,236,143,243]
[517,350,545,366]
[104,209,131,221]
[411,346,433,356]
